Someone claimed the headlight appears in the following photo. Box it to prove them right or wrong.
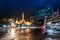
[25,29,31,33]
[11,28,15,34]
[47,30,54,34]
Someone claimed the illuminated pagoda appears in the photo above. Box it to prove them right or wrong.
[15,12,32,25]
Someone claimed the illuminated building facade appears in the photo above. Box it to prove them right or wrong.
[15,12,32,25]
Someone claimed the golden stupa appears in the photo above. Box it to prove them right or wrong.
[15,12,32,25]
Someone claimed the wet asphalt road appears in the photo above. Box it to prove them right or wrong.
[0,30,60,40]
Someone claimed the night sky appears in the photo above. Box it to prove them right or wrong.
[0,0,60,18]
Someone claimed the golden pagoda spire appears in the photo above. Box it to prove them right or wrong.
[22,12,24,20]
[21,12,25,23]
[15,18,20,24]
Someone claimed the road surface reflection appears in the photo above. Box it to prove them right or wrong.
[0,30,60,40]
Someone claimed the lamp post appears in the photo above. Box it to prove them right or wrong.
[44,16,47,33]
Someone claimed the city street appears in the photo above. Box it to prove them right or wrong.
[0,0,60,40]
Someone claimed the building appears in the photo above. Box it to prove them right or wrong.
[47,9,60,23]
[46,9,60,34]
[15,12,32,25]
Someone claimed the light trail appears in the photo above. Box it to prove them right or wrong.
[17,27,45,29]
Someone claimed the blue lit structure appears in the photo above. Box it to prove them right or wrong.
[35,7,53,19]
